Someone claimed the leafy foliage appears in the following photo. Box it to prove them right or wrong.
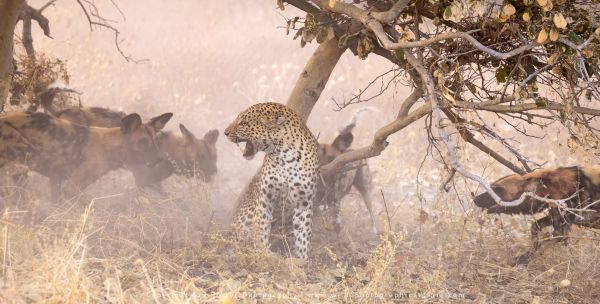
[281,0,600,168]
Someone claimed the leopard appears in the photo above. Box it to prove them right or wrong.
[224,102,319,260]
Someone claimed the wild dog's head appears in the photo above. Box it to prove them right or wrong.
[119,112,173,166]
[224,102,307,160]
[473,167,580,214]
[177,124,219,181]
[318,132,353,166]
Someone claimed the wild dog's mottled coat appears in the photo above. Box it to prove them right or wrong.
[474,166,600,263]
[42,103,219,185]
[0,111,172,201]
[316,108,377,234]
[224,102,319,260]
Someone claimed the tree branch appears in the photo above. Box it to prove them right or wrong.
[0,0,23,110]
[19,0,54,60]
[404,48,584,209]
[286,36,347,122]
[313,0,598,61]
[321,99,431,176]
[370,0,410,24]
[457,100,600,116]
[76,0,143,63]
[443,109,527,175]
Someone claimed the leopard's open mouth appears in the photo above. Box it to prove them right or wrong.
[240,140,256,160]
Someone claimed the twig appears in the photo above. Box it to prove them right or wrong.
[380,189,391,233]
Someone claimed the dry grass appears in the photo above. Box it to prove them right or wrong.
[1,164,600,303]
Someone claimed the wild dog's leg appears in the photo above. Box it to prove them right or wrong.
[332,196,342,234]
[354,162,378,234]
[290,186,314,260]
[549,208,572,245]
[515,215,553,265]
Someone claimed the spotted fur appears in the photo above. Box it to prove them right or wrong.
[474,166,600,263]
[0,111,172,202]
[224,102,319,260]
[42,102,219,185]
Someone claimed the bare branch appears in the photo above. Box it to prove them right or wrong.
[457,100,600,116]
[370,0,410,24]
[443,109,527,175]
[321,99,431,176]
[75,0,144,63]
[18,0,54,60]
[397,85,423,117]
[404,48,585,209]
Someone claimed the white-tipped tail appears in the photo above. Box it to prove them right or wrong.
[338,106,377,135]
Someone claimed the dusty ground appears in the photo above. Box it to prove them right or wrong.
[0,0,599,303]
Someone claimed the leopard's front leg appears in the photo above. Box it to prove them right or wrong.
[232,180,276,248]
[289,181,316,260]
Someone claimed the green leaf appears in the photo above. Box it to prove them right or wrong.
[443,6,453,20]
[467,82,476,94]
[338,33,352,48]
[495,67,507,83]
[306,13,317,28]
[535,98,546,107]
[393,49,404,60]
[567,31,584,44]
[357,35,374,60]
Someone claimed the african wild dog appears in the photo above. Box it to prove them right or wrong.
[41,100,219,186]
[0,111,173,202]
[474,166,600,264]
[316,107,378,234]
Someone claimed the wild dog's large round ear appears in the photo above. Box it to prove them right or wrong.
[148,113,174,132]
[332,132,354,152]
[120,113,143,133]
[179,124,196,144]
[203,129,219,144]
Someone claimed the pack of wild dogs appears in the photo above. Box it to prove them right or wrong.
[1,99,599,263]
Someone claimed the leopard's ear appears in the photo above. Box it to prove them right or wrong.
[275,116,286,125]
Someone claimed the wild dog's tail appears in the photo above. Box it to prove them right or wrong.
[338,106,377,135]
[39,84,81,116]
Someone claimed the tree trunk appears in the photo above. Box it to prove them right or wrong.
[0,0,21,109]
[286,37,346,122]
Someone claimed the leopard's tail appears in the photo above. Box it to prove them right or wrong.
[338,106,377,135]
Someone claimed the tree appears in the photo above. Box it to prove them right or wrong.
[0,0,135,111]
[0,0,22,109]
[281,0,600,207]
